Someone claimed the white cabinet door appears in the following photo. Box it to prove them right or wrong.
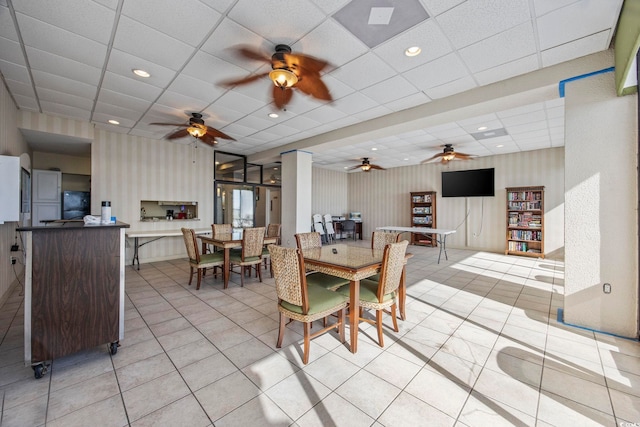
[32,203,61,225]
[33,170,61,203]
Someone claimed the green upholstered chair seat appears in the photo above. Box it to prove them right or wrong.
[305,272,349,291]
[280,283,348,315]
[197,252,224,265]
[229,253,261,264]
[338,278,395,304]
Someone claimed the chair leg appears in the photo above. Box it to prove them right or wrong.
[257,262,262,282]
[303,322,311,364]
[276,312,286,348]
[196,268,203,290]
[188,266,194,287]
[376,310,384,347]
[391,303,399,332]
[338,308,345,343]
[240,265,245,287]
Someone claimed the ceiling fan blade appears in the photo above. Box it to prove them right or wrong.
[455,152,473,159]
[295,74,332,101]
[219,72,269,87]
[205,127,235,141]
[273,85,294,109]
[420,153,444,164]
[150,123,189,127]
[166,129,190,140]
[199,134,217,146]
[236,46,272,62]
[369,164,386,170]
[347,165,363,170]
[284,52,330,74]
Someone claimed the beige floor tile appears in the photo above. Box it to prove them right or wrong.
[265,370,332,420]
[242,352,299,391]
[379,391,456,427]
[303,352,360,389]
[537,391,616,427]
[457,391,535,427]
[214,394,292,426]
[46,395,128,427]
[156,326,204,351]
[428,351,484,388]
[405,362,471,418]
[122,371,190,422]
[1,394,48,427]
[540,365,613,414]
[335,370,401,419]
[112,337,164,369]
[222,337,276,369]
[609,388,640,423]
[194,370,261,422]
[439,336,493,366]
[130,394,210,427]
[472,367,539,416]
[116,352,176,391]
[295,392,375,427]
[165,337,219,369]
[364,351,422,389]
[47,370,121,421]
[179,352,238,391]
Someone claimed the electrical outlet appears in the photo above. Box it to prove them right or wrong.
[603,283,611,294]
[11,244,19,251]
[10,256,16,265]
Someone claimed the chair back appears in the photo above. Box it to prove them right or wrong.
[376,240,409,300]
[266,223,281,243]
[242,227,265,259]
[323,214,335,235]
[341,219,356,231]
[268,245,308,312]
[212,223,232,236]
[371,231,400,250]
[181,228,200,262]
[295,232,322,251]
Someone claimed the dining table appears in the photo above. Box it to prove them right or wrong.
[198,231,278,289]
[302,244,384,353]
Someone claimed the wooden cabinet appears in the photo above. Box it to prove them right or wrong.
[410,191,437,246]
[505,186,544,258]
[32,169,62,225]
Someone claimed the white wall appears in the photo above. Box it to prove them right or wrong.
[346,147,565,255]
[312,167,348,218]
[564,71,638,337]
[0,82,30,304]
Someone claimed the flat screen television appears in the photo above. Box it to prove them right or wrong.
[442,168,495,197]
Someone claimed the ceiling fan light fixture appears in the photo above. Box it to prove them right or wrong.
[269,68,298,88]
[187,125,206,138]
[443,153,456,161]
[361,164,372,171]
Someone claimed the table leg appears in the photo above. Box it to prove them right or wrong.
[399,266,407,320]
[349,279,360,353]
[223,247,231,289]
[133,237,140,270]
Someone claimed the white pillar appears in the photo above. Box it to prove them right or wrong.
[280,150,312,247]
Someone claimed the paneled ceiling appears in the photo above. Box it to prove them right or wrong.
[0,0,623,171]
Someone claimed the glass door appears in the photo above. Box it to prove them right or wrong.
[215,183,255,231]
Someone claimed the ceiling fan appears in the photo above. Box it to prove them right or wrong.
[151,113,235,146]
[421,144,474,164]
[348,158,386,172]
[220,44,332,110]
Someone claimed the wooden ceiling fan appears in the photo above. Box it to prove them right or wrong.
[348,158,386,172]
[421,144,474,164]
[220,44,332,110]
[151,113,235,146]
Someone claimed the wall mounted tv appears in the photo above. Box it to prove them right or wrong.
[442,168,495,197]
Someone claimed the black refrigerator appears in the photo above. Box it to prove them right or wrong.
[62,191,91,219]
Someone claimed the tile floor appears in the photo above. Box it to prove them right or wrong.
[1,241,639,426]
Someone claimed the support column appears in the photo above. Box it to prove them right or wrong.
[280,150,312,247]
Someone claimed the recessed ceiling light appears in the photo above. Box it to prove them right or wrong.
[405,46,421,57]
[344,166,349,169]
[371,147,378,151]
[477,126,488,131]
[268,113,279,118]
[404,158,409,161]
[108,119,120,125]
[496,144,504,148]
[132,69,150,78]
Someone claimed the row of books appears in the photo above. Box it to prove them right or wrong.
[412,207,432,214]
[507,241,541,253]
[509,230,542,241]
[508,201,541,210]
[509,212,542,228]
[507,191,542,201]
[412,195,432,203]
[413,216,432,224]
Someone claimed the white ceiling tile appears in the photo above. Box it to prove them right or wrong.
[14,0,115,44]
[403,53,469,91]
[227,0,325,43]
[101,72,164,102]
[4,78,35,98]
[202,106,246,126]
[293,20,367,68]
[113,17,193,71]
[360,75,420,105]
[502,110,547,127]
[40,101,91,121]
[385,92,431,111]
[507,120,548,135]
[351,105,394,121]
[198,0,236,13]
[498,103,544,118]
[92,112,137,129]
[436,0,531,49]
[166,74,225,104]
[121,0,221,47]
[31,70,96,99]
[541,30,611,67]
[26,47,102,86]
[156,91,209,113]
[94,102,147,121]
[333,92,378,115]
[309,0,350,14]
[373,20,453,73]
[421,0,465,17]
[536,0,620,50]
[0,6,18,41]
[92,0,119,10]
[459,22,537,73]
[200,20,267,71]
[106,49,176,89]
[545,106,564,119]
[222,122,259,138]
[97,88,152,113]
[0,36,25,65]
[302,105,349,125]
[330,52,397,91]
[474,54,539,86]
[182,51,249,85]
[214,90,267,114]
[17,14,107,69]
[533,0,577,17]
[12,94,39,111]
[0,59,30,84]
[281,115,323,132]
[423,75,476,99]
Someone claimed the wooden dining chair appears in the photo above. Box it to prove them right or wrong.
[371,231,401,250]
[268,244,348,364]
[294,232,350,291]
[181,228,224,290]
[229,227,265,286]
[262,223,282,277]
[338,240,408,347]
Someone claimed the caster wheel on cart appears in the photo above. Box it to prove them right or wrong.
[109,342,119,355]
[32,364,45,379]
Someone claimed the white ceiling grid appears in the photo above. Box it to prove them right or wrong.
[0,0,623,168]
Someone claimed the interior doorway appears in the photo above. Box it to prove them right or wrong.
[214,183,281,230]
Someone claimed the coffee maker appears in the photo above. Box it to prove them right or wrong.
[166,209,174,220]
